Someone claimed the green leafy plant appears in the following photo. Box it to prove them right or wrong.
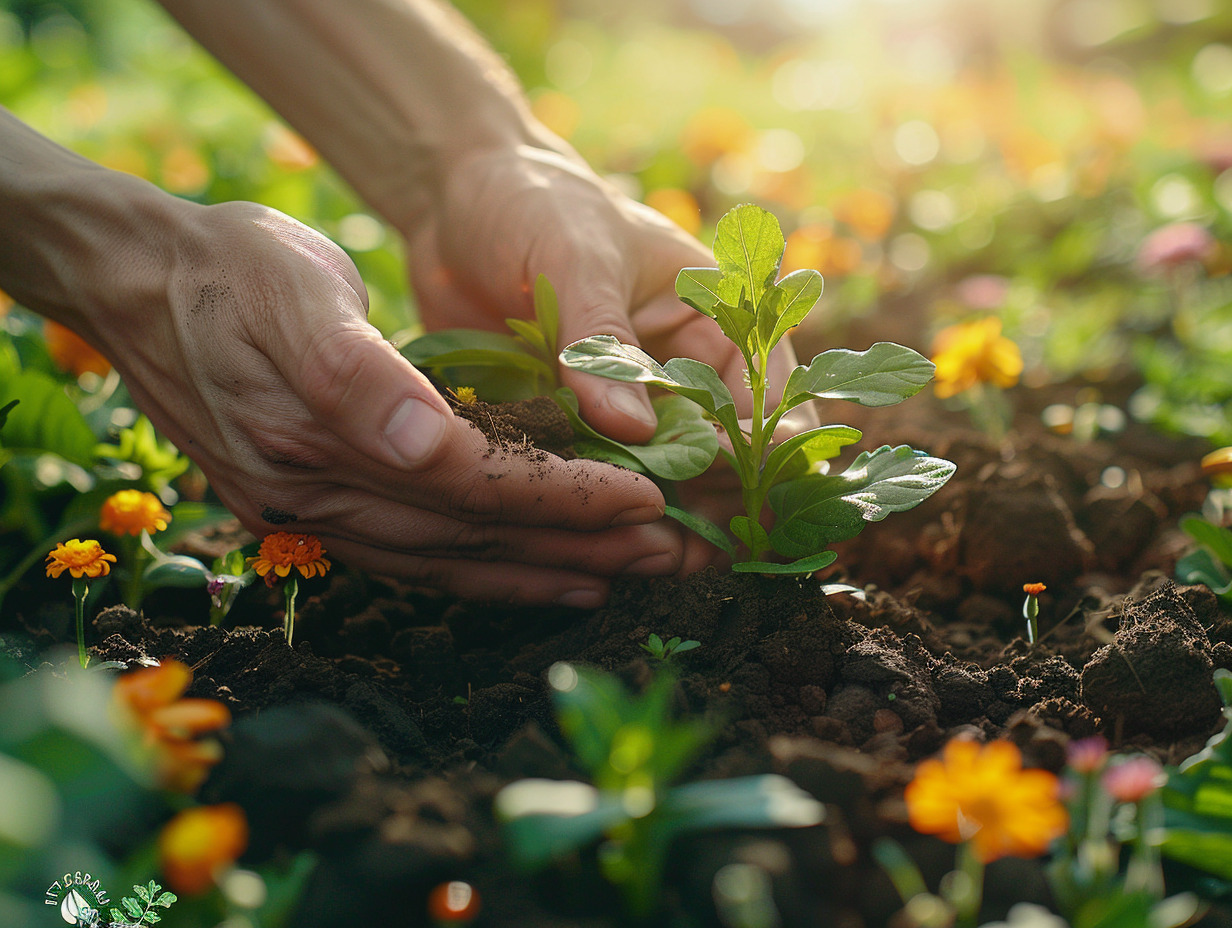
[1176,513,1232,607]
[110,880,178,926]
[561,204,955,574]
[639,632,700,662]
[495,663,823,920]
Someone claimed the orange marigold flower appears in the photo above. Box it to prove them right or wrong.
[904,738,1068,864]
[428,881,482,922]
[247,532,331,581]
[114,660,231,793]
[100,489,171,536]
[46,539,117,579]
[159,803,248,895]
[930,317,1023,399]
[1022,582,1047,596]
[44,319,112,378]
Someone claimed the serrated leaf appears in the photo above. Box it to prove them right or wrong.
[732,550,838,575]
[533,274,559,356]
[768,445,956,558]
[784,342,935,409]
[712,204,784,312]
[665,505,736,555]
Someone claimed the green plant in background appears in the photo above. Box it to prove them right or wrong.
[496,662,823,920]
[109,880,178,926]
[562,204,955,574]
[1175,513,1232,607]
[639,632,700,662]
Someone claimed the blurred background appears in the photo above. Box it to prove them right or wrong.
[2,0,1232,436]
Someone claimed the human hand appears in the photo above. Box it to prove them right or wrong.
[402,143,816,572]
[95,199,681,605]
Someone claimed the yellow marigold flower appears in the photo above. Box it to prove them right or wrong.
[45,539,117,579]
[905,738,1068,864]
[43,319,112,378]
[247,531,331,580]
[930,317,1023,399]
[159,803,248,895]
[100,489,171,536]
[113,659,231,793]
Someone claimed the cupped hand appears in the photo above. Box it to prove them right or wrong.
[402,143,817,572]
[97,200,682,605]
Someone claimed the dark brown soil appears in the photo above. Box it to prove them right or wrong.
[9,386,1232,928]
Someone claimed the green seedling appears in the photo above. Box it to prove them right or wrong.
[109,880,178,927]
[1176,513,1232,606]
[640,632,700,662]
[496,663,823,920]
[561,204,955,574]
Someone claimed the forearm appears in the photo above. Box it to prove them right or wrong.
[0,107,182,343]
[154,0,562,232]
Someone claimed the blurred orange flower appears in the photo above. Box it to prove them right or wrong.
[680,106,752,166]
[930,317,1022,399]
[833,188,896,242]
[247,531,331,582]
[644,187,701,236]
[905,738,1067,863]
[44,320,111,378]
[100,489,171,536]
[114,660,231,793]
[159,803,248,895]
[46,539,116,580]
[782,224,862,277]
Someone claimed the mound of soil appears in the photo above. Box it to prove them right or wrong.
[9,387,1232,927]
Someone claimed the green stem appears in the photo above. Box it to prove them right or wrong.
[742,356,771,562]
[72,577,89,669]
[0,516,96,614]
[283,575,299,646]
[951,841,985,928]
[122,534,146,612]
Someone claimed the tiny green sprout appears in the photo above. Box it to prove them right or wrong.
[561,203,956,575]
[640,632,701,662]
[109,880,177,927]
[1022,582,1046,644]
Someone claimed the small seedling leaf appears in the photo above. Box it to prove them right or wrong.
[671,639,701,653]
[665,505,736,555]
[729,515,770,556]
[712,204,784,312]
[675,267,725,319]
[664,774,824,831]
[732,550,838,575]
[646,633,663,652]
[505,317,549,356]
[533,274,560,358]
[1176,549,1232,604]
[767,270,824,352]
[784,342,935,409]
[761,424,862,488]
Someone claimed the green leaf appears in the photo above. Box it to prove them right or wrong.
[534,273,560,357]
[496,780,628,870]
[154,891,177,908]
[760,424,863,488]
[675,267,726,319]
[559,337,742,440]
[767,270,824,353]
[662,774,823,831]
[784,342,936,409]
[505,317,548,356]
[729,515,770,556]
[0,371,96,465]
[144,912,161,924]
[665,505,736,556]
[755,284,786,360]
[646,633,662,652]
[123,897,144,918]
[1181,515,1232,570]
[0,399,17,431]
[555,390,718,481]
[731,550,838,575]
[1176,549,1232,603]
[768,445,956,559]
[672,640,700,654]
[143,553,211,589]
[712,204,784,312]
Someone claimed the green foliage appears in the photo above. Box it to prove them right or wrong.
[1160,670,1232,885]
[110,880,177,926]
[1176,514,1232,606]
[639,632,700,662]
[496,664,822,919]
[561,204,955,572]
[95,415,189,493]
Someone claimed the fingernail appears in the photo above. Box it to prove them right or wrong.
[555,588,606,609]
[384,397,447,467]
[626,551,679,576]
[610,504,664,527]
[608,386,657,430]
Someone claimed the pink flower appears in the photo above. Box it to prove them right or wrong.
[1066,736,1108,775]
[1136,222,1215,275]
[955,275,1011,311]
[1101,756,1164,803]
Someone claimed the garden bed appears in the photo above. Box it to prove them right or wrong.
[12,383,1232,927]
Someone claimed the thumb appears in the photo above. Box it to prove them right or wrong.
[555,279,659,445]
[296,316,454,472]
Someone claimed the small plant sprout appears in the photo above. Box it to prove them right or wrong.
[1022,582,1046,644]
[640,632,700,662]
[561,204,954,574]
[205,547,256,626]
[99,488,172,610]
[45,538,117,668]
[107,881,178,928]
[246,531,332,645]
